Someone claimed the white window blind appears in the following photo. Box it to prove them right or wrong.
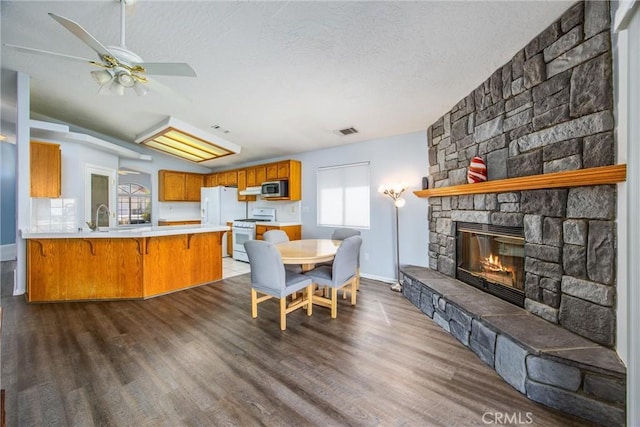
[317,162,370,228]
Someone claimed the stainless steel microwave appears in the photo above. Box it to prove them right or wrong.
[261,180,288,198]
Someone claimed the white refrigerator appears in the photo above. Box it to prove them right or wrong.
[201,186,246,256]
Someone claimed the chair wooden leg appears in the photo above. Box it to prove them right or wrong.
[350,278,357,306]
[306,285,313,316]
[356,268,360,290]
[251,289,258,318]
[280,298,287,330]
[330,287,338,319]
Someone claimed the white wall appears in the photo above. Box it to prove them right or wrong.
[244,131,430,282]
[613,1,639,425]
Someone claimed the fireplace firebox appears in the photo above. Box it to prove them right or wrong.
[456,222,525,307]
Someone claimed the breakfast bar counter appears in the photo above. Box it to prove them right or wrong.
[22,225,228,302]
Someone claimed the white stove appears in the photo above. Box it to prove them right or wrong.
[232,208,276,262]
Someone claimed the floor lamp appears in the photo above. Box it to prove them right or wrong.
[379,184,406,292]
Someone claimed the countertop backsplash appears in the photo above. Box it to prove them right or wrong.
[250,200,301,223]
[157,202,201,221]
[30,198,78,232]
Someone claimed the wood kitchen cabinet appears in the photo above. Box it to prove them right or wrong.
[185,173,204,201]
[255,166,267,185]
[265,160,292,181]
[30,141,61,198]
[262,160,301,201]
[246,168,256,187]
[158,170,203,202]
[237,169,256,202]
[212,159,301,201]
[26,231,224,302]
[204,173,218,187]
[246,165,267,187]
[216,172,227,186]
[256,224,301,241]
[225,170,238,186]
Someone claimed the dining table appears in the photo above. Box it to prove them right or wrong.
[274,239,341,272]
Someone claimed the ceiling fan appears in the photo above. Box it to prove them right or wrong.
[4,0,197,96]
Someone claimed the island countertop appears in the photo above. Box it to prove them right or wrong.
[21,224,229,239]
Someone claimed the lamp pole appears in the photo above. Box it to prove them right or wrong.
[391,201,403,292]
[379,184,406,292]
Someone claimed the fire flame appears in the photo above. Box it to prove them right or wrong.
[482,253,511,273]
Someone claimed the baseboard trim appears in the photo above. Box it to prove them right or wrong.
[360,273,396,284]
[0,244,16,261]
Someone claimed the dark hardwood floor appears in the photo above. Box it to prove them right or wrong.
[0,262,590,426]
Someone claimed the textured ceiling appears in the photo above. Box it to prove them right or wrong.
[1,1,573,168]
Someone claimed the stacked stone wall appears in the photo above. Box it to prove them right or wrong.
[426,1,617,346]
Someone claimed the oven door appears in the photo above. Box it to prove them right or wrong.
[232,227,255,262]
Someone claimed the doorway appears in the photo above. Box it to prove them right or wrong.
[85,165,116,228]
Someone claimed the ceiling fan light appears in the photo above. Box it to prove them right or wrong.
[133,82,148,96]
[110,79,125,96]
[117,72,135,88]
[90,69,113,85]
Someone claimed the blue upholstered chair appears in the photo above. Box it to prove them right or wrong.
[324,228,362,295]
[262,229,303,274]
[263,229,289,244]
[304,235,362,318]
[331,228,361,241]
[244,240,313,330]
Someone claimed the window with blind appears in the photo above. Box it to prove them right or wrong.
[317,162,370,228]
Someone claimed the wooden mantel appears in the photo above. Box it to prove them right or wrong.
[414,164,627,198]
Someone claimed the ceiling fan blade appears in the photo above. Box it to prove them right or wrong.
[3,43,96,63]
[48,13,114,60]
[138,63,197,77]
[144,77,190,103]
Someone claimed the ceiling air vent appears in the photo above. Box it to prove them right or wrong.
[338,127,358,136]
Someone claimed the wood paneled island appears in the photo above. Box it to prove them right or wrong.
[22,225,228,302]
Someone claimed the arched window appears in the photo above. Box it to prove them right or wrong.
[117,183,151,225]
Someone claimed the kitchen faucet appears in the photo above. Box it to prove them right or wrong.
[89,204,110,231]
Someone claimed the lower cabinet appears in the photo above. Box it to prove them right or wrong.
[255,225,301,241]
[26,232,223,302]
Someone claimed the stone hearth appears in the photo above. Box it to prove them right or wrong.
[401,265,625,427]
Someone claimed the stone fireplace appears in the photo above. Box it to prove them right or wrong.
[400,2,626,425]
[425,0,617,348]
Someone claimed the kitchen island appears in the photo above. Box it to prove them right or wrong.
[22,225,228,302]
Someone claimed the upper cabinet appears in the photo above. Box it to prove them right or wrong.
[30,141,61,198]
[204,173,218,187]
[159,170,203,202]
[237,169,255,202]
[162,159,301,203]
[263,160,301,201]
[185,173,204,201]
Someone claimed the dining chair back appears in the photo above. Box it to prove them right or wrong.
[262,229,303,273]
[326,228,362,294]
[304,235,362,318]
[263,230,289,244]
[331,228,361,240]
[244,240,313,330]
